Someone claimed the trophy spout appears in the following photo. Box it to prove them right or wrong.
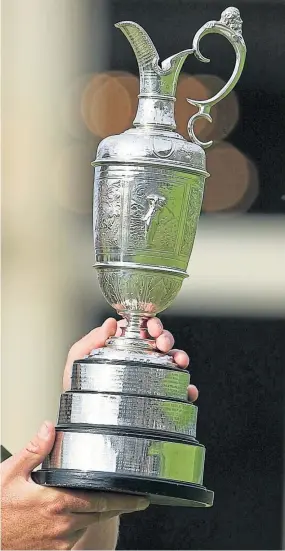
[115,21,193,129]
[115,21,193,98]
[114,21,159,84]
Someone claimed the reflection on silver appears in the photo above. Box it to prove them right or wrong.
[88,344,178,363]
[92,9,246,325]
[58,393,197,438]
[71,362,190,401]
[93,165,203,319]
[38,8,246,504]
[44,431,205,485]
[188,7,246,147]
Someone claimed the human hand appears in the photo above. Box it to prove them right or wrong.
[1,423,149,550]
[1,422,148,550]
[1,317,197,550]
[63,316,198,402]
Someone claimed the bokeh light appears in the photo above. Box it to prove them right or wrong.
[234,158,259,212]
[81,71,139,138]
[197,75,239,142]
[202,143,259,213]
[58,70,249,216]
[60,74,95,140]
[73,71,239,144]
[175,73,239,142]
[175,73,209,139]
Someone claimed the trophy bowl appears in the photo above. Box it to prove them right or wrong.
[33,7,246,508]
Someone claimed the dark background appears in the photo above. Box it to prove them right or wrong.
[116,316,284,550]
[92,0,285,549]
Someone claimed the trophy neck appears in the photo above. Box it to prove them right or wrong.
[133,95,176,131]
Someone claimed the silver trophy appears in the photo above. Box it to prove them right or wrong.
[34,7,246,507]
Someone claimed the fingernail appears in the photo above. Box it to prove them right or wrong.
[38,422,50,440]
[154,318,163,329]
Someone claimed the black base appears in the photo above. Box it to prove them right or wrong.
[32,469,214,507]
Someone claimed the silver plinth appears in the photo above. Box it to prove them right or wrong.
[34,7,246,507]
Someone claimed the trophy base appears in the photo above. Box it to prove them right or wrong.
[33,346,214,508]
[32,470,213,508]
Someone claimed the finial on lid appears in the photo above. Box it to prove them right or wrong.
[220,7,243,36]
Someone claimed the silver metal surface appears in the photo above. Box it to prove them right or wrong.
[93,159,204,321]
[92,7,246,334]
[188,7,246,148]
[87,344,177,364]
[71,362,190,401]
[58,393,197,438]
[44,431,205,485]
[39,8,246,505]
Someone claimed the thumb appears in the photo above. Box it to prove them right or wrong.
[3,421,55,479]
[63,318,117,391]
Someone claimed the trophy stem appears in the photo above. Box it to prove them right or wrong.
[121,312,150,339]
[107,312,156,350]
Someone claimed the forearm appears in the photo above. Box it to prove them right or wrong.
[72,516,120,550]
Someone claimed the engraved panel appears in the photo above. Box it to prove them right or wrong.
[44,431,206,487]
[93,167,122,249]
[71,362,190,401]
[129,176,148,250]
[97,269,183,314]
[93,164,204,270]
[180,185,204,258]
[58,393,198,438]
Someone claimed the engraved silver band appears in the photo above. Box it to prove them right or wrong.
[43,431,205,485]
[58,393,197,438]
[138,93,177,101]
[91,159,210,177]
[87,346,177,368]
[93,261,188,278]
[71,362,190,401]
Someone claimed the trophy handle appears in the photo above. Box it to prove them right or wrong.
[187,7,247,148]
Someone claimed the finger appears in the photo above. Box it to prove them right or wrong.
[147,318,164,339]
[61,489,149,513]
[63,318,117,390]
[70,505,146,531]
[67,319,117,362]
[72,518,119,550]
[155,330,174,353]
[69,511,119,530]
[188,384,199,402]
[3,421,55,479]
[168,349,189,369]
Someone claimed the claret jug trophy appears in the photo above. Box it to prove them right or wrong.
[34,7,246,507]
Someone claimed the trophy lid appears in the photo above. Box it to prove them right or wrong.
[95,129,208,176]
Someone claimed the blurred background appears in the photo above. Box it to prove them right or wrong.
[1,0,285,549]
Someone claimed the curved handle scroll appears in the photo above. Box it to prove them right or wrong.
[187,7,247,148]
